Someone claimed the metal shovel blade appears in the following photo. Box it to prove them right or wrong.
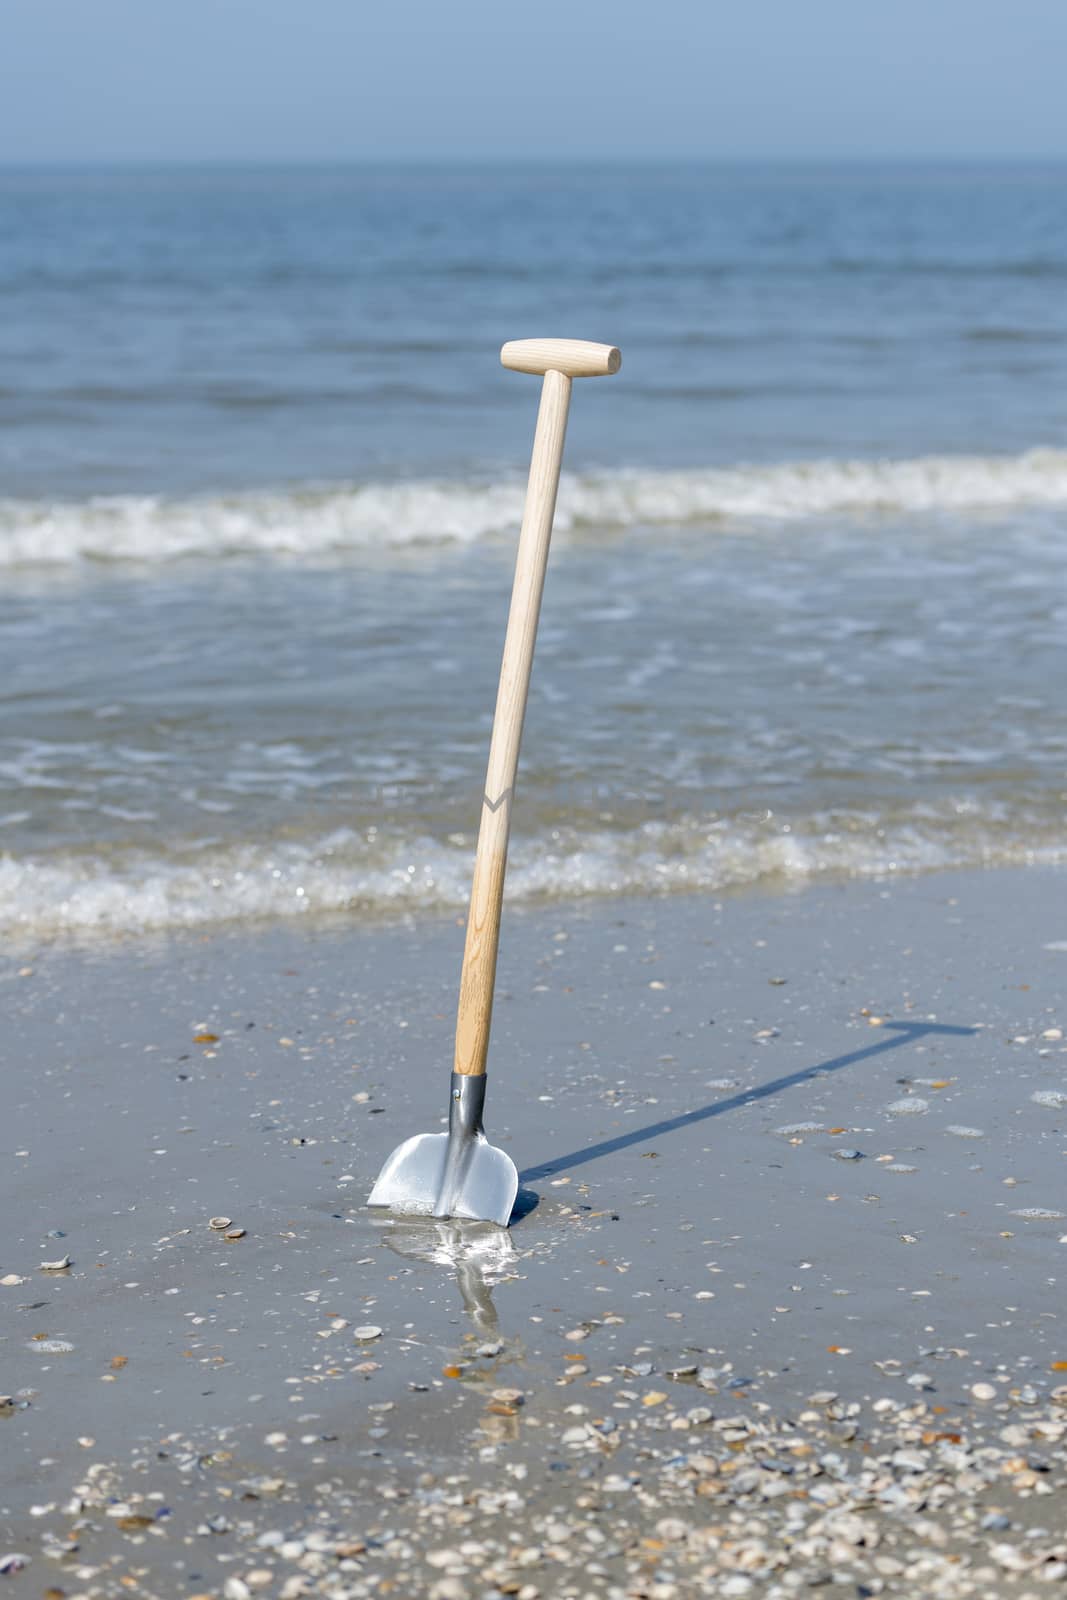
[367,1073,518,1227]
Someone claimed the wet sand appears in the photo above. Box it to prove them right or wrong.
[3,867,1067,1596]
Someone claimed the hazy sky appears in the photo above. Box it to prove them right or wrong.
[3,0,1065,164]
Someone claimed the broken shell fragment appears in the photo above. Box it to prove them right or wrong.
[209,1217,232,1231]
[39,1256,72,1272]
[223,1228,246,1240]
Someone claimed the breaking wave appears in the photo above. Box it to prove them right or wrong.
[3,803,1065,942]
[4,446,1067,568]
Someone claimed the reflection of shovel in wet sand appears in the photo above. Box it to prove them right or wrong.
[369,338,621,1226]
[381,1217,518,1333]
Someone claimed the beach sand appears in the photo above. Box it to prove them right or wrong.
[3,866,1067,1596]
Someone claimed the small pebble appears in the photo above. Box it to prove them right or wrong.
[885,1097,929,1116]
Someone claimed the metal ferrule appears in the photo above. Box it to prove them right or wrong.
[433,1072,488,1218]
[448,1071,487,1141]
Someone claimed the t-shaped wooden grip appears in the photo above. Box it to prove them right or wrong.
[500,338,621,378]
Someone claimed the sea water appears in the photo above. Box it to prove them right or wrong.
[1,162,1066,938]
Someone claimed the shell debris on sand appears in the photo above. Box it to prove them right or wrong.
[26,1359,1067,1600]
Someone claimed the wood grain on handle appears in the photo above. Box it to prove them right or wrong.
[501,338,621,378]
[453,368,572,1077]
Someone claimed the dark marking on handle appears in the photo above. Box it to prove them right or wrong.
[483,788,513,814]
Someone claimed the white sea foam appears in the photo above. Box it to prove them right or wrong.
[4,446,1067,568]
[4,804,1067,942]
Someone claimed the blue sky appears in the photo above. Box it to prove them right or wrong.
[3,0,1066,164]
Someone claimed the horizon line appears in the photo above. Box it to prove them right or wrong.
[3,153,1067,171]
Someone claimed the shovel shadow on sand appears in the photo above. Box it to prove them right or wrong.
[518,1020,977,1188]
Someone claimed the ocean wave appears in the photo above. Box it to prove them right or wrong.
[2,806,1064,942]
[3,446,1067,569]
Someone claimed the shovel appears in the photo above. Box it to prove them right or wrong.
[368,337,621,1225]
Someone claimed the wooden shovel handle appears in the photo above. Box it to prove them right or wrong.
[453,342,620,1077]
